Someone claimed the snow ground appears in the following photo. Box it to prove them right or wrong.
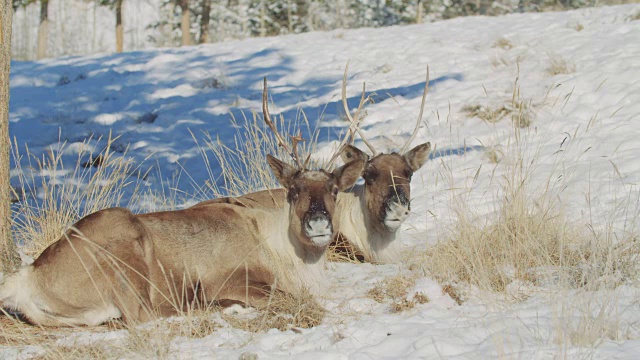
[4,4,640,359]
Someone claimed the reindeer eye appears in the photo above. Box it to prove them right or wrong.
[364,169,378,184]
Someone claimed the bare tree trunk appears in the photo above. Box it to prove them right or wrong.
[179,0,191,46]
[0,0,20,272]
[116,0,124,52]
[259,0,266,37]
[37,0,49,59]
[416,0,423,24]
[198,0,211,44]
[287,0,293,33]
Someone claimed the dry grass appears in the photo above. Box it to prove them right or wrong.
[366,274,415,302]
[552,292,635,348]
[462,101,531,128]
[547,55,576,76]
[365,274,430,313]
[485,147,503,164]
[462,104,511,124]
[626,10,640,22]
[425,121,639,297]
[390,292,430,313]
[196,109,321,200]
[441,284,463,305]
[569,21,584,32]
[11,135,147,257]
[222,289,325,332]
[325,233,362,263]
[463,73,534,128]
[23,311,223,359]
[34,344,115,360]
[492,37,513,50]
[426,170,638,295]
[490,53,511,68]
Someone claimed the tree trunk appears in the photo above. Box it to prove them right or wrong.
[198,0,210,44]
[179,0,191,46]
[259,0,266,37]
[416,0,423,24]
[0,0,20,272]
[116,0,124,52]
[37,0,49,59]
[287,0,293,33]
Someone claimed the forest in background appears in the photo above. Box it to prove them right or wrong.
[10,0,629,61]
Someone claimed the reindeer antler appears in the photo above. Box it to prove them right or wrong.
[263,77,305,168]
[341,63,377,157]
[400,66,430,155]
[325,63,375,168]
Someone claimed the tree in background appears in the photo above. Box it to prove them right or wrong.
[116,0,123,52]
[1,0,20,272]
[247,0,309,37]
[198,0,210,44]
[37,0,48,58]
[177,0,191,45]
[100,0,125,52]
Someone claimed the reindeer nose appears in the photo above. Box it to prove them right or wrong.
[305,213,332,245]
[307,213,330,229]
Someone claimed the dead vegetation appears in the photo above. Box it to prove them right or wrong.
[546,55,576,76]
[11,135,147,258]
[492,37,513,50]
[425,123,640,297]
[325,233,362,263]
[221,289,325,332]
[462,100,531,128]
[365,274,429,313]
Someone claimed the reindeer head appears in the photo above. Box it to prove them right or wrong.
[267,156,363,247]
[341,143,430,232]
[339,64,432,233]
[262,78,364,249]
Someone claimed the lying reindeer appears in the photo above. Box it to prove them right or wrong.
[207,67,432,264]
[333,66,431,263]
[0,79,365,327]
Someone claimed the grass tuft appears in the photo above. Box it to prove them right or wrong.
[222,289,325,332]
[547,55,576,76]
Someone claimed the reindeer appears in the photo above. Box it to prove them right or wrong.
[332,66,431,263]
[207,67,432,264]
[0,79,365,327]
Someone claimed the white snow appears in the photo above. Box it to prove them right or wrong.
[5,4,640,359]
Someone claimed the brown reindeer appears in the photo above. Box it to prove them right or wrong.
[332,66,431,263]
[0,79,365,327]
[206,67,432,264]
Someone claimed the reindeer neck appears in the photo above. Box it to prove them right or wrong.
[337,185,400,263]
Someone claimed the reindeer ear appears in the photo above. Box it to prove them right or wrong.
[333,159,365,192]
[341,145,369,164]
[404,142,431,172]
[267,155,298,188]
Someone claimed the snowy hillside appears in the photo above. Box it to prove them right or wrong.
[4,4,640,359]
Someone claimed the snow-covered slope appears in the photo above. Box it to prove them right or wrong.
[5,4,640,359]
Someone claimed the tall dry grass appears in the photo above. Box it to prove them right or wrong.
[426,124,638,299]
[10,135,149,258]
[194,108,322,200]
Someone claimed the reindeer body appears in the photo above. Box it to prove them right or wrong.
[0,200,328,326]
